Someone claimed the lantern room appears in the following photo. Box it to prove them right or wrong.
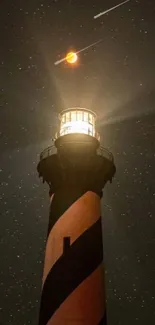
[55,108,100,141]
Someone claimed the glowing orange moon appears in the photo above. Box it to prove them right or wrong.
[66,52,78,64]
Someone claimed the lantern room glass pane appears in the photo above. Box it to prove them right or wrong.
[88,113,93,124]
[77,111,82,121]
[66,112,71,122]
[88,125,93,135]
[71,111,76,121]
[62,114,65,123]
[83,112,88,122]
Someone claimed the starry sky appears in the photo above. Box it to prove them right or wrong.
[0,0,155,324]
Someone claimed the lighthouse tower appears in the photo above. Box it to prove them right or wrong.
[37,107,116,325]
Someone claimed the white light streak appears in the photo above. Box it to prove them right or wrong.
[94,0,130,19]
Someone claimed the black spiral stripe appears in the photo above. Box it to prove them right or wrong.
[39,217,103,325]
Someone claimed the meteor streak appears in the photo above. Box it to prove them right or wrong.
[54,39,102,66]
[94,0,130,19]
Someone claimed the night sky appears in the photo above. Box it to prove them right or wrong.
[0,0,155,324]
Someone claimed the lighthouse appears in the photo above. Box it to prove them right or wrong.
[37,107,116,325]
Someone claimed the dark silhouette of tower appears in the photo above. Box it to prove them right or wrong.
[37,107,116,325]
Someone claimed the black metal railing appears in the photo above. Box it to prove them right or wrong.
[40,144,114,162]
[40,145,56,160]
[97,146,114,162]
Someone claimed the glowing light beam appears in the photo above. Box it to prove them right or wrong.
[94,0,130,19]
